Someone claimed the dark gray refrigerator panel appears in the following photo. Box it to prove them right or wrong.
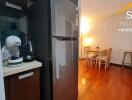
[28,0,52,100]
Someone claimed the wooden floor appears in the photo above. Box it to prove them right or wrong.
[78,60,132,100]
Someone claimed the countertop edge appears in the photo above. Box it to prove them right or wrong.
[3,60,42,77]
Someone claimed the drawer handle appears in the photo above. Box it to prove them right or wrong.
[18,72,34,80]
[6,2,21,10]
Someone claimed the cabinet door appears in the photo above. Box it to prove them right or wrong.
[4,78,10,100]
[0,0,5,6]
[5,0,27,10]
[8,69,40,100]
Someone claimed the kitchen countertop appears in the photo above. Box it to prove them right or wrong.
[3,60,42,77]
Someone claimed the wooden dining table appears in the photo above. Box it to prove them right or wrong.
[87,48,107,53]
[84,47,108,67]
[85,47,107,55]
[86,48,107,58]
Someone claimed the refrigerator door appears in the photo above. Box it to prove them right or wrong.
[52,37,78,100]
[51,0,77,38]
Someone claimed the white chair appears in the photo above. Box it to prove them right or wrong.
[84,47,97,67]
[96,48,112,70]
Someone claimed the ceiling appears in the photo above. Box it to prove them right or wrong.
[80,0,132,17]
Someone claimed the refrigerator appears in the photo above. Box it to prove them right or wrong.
[28,0,79,100]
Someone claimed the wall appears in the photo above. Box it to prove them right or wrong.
[19,16,28,34]
[0,15,28,34]
[80,0,132,65]
[0,15,28,47]
[0,15,19,32]
[91,15,132,65]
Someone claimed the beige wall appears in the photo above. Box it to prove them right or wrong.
[80,0,132,65]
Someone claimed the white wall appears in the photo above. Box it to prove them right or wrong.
[80,0,132,65]
[0,44,5,100]
[91,15,132,64]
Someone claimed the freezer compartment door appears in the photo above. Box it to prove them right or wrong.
[51,0,78,37]
[52,38,78,100]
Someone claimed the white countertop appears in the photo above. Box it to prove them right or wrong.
[3,60,42,77]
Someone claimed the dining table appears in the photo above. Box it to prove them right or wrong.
[84,47,108,67]
[87,48,107,57]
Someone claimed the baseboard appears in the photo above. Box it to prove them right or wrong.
[110,63,132,69]
[110,63,121,66]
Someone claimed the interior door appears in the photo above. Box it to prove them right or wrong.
[52,37,78,100]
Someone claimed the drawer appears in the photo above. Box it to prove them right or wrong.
[4,68,40,100]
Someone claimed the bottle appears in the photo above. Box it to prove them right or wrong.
[24,40,34,62]
[28,40,33,56]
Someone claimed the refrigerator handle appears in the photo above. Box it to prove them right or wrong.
[52,36,77,41]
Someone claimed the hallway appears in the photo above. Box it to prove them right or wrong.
[78,60,132,100]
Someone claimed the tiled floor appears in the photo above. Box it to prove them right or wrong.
[78,60,132,100]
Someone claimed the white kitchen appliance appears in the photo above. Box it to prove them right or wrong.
[0,44,5,100]
[2,35,23,67]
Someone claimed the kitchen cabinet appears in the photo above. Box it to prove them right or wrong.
[0,0,5,5]
[2,0,27,11]
[4,68,40,100]
[6,0,27,8]
[0,0,35,18]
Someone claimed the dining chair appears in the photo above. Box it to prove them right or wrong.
[122,50,132,69]
[84,47,97,67]
[96,48,112,70]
